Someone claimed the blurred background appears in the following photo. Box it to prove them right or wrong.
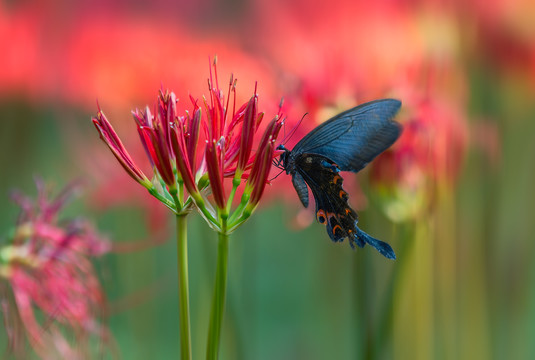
[1,0,535,359]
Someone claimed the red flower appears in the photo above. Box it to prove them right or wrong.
[93,59,286,231]
[370,92,469,221]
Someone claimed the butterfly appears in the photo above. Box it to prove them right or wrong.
[276,99,402,259]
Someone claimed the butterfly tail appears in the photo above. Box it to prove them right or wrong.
[353,227,396,260]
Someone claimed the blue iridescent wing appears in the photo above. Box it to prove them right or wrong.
[294,153,396,259]
[291,99,402,173]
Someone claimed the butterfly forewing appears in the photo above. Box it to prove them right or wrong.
[290,99,402,173]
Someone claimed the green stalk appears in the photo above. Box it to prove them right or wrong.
[206,231,229,360]
[176,214,192,360]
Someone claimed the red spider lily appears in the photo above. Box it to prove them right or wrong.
[92,60,286,229]
[0,180,110,358]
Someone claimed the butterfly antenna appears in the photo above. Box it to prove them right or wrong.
[280,112,307,146]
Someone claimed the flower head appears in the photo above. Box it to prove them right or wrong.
[0,179,110,358]
[92,58,286,233]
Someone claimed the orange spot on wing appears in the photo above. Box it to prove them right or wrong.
[317,209,326,224]
[333,225,342,234]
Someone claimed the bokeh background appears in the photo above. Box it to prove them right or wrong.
[1,0,535,359]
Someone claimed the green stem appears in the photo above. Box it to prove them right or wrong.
[148,187,178,213]
[225,178,240,215]
[176,214,192,360]
[206,231,229,360]
[228,192,250,225]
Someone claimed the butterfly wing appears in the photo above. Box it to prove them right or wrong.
[294,153,396,259]
[291,99,402,173]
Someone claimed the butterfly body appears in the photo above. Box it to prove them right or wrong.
[278,99,402,259]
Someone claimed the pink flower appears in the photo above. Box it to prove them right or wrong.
[0,179,110,358]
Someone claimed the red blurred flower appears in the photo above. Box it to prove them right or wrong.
[374,89,468,186]
[0,1,282,112]
[370,91,469,221]
[240,0,471,213]
[0,179,110,358]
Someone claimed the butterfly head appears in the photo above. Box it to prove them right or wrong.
[275,144,291,173]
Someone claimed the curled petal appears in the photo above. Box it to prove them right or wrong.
[247,116,284,205]
[133,107,176,188]
[205,139,226,210]
[237,94,258,174]
[186,105,202,172]
[170,124,199,197]
[92,111,150,187]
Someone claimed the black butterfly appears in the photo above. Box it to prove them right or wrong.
[277,99,402,259]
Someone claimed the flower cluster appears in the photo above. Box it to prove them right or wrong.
[0,179,110,358]
[93,60,284,233]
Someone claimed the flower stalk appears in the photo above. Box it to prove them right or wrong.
[176,214,192,360]
[206,231,229,360]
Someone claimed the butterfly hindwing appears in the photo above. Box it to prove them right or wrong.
[294,154,358,244]
[293,153,396,259]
